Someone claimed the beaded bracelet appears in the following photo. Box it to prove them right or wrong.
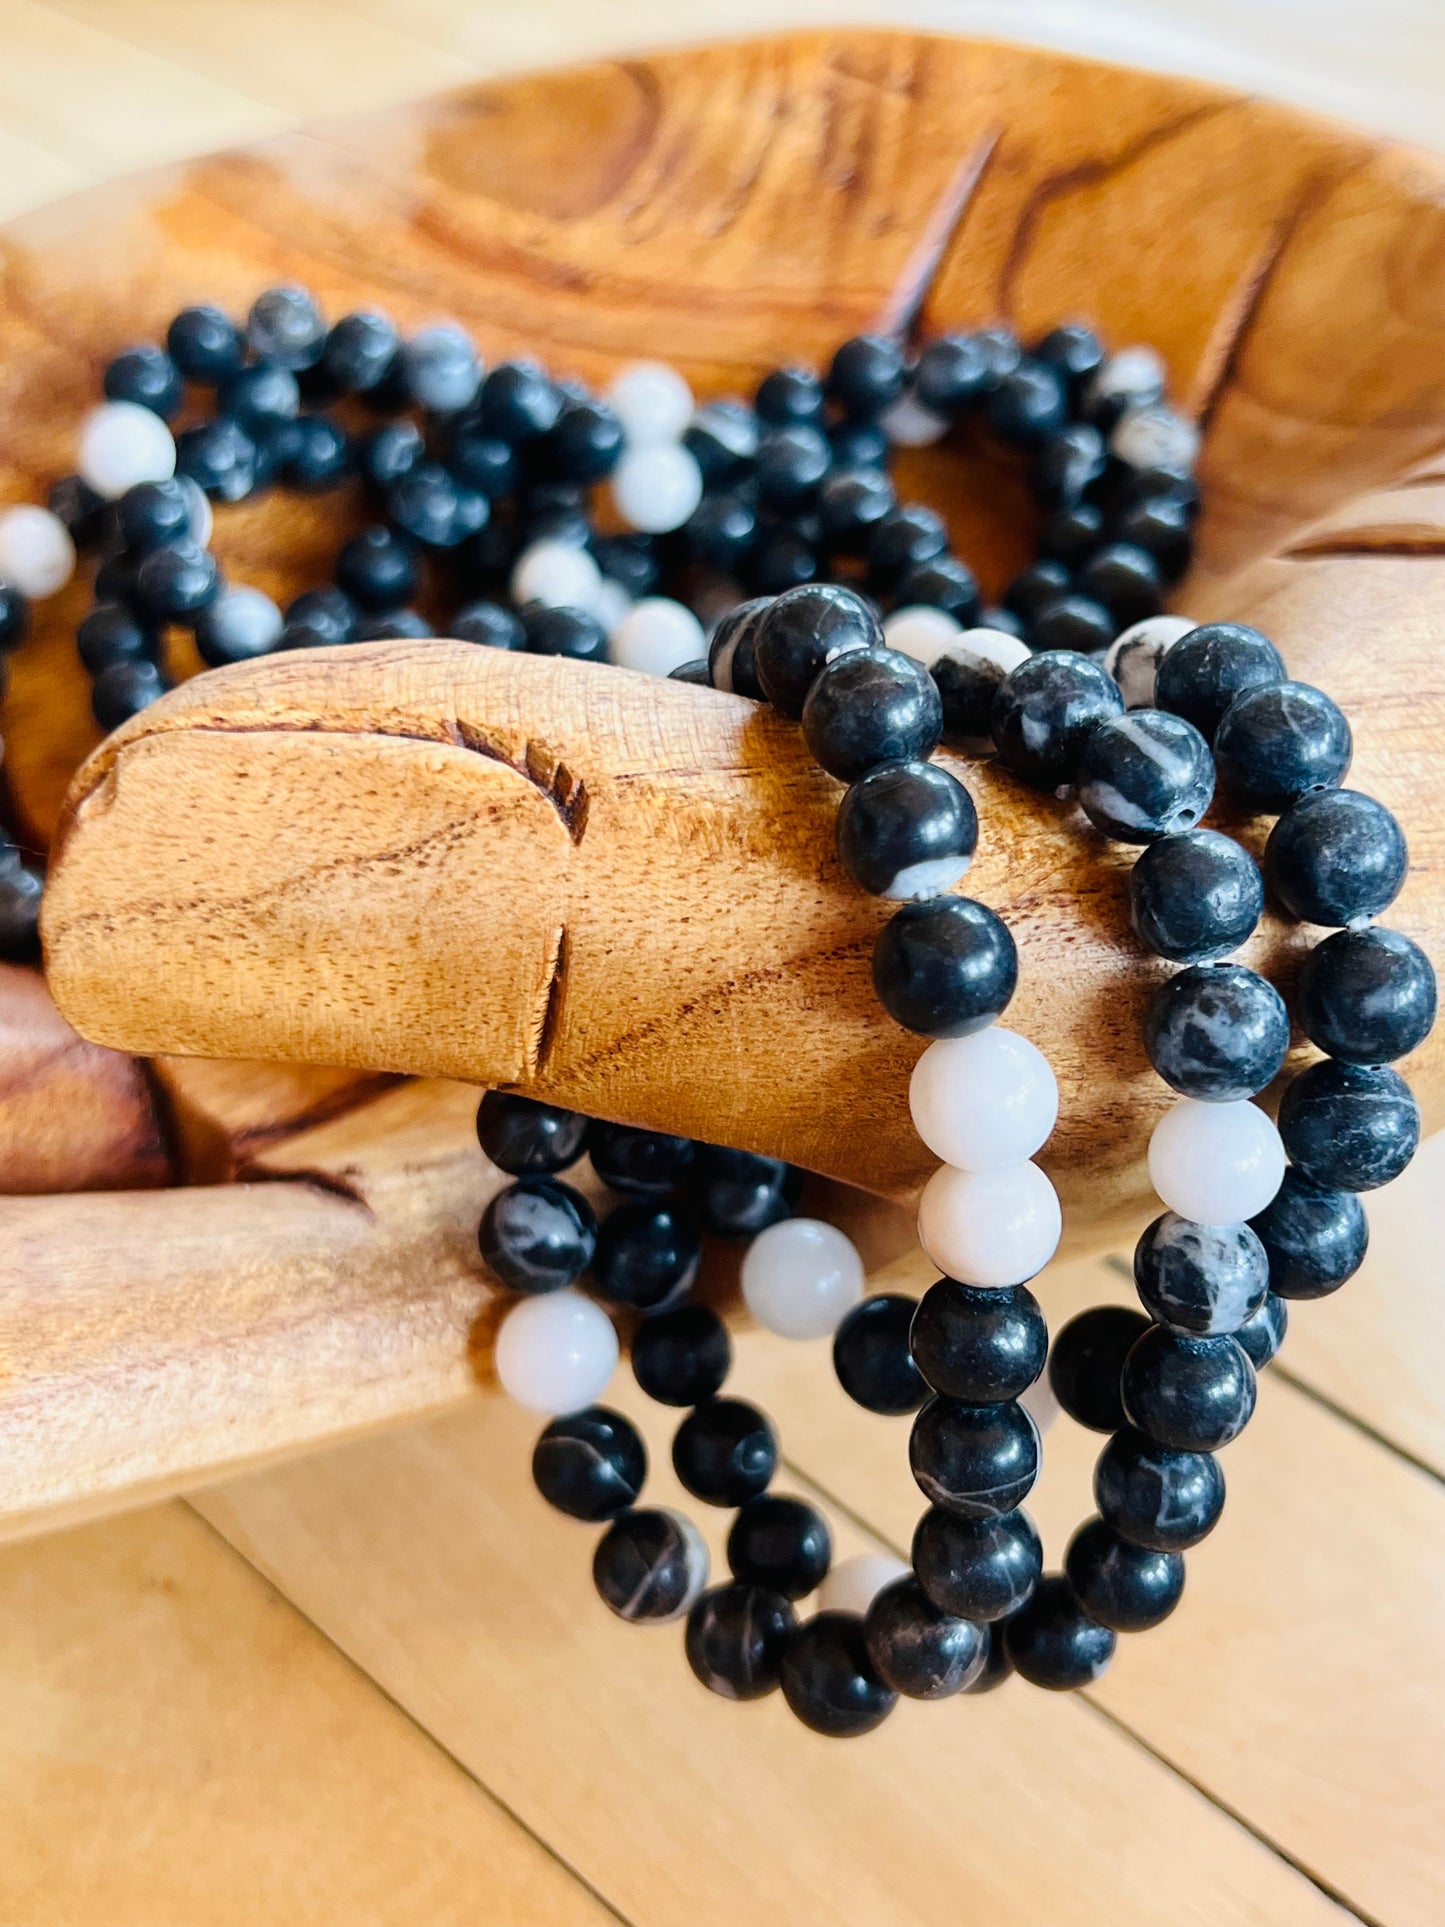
[0,288,1433,1739]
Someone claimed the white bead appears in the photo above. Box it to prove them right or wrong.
[608,596,705,677]
[741,1217,865,1341]
[1147,1099,1286,1226]
[939,627,1032,679]
[510,539,602,614]
[818,1553,909,1616]
[917,1162,1061,1287]
[882,604,961,670]
[1019,1368,1061,1437]
[1084,345,1166,417]
[403,324,482,413]
[879,394,948,447]
[1104,615,1197,708]
[594,577,633,637]
[1110,405,1200,472]
[494,1288,618,1414]
[610,443,704,533]
[77,401,176,499]
[0,506,75,599]
[909,1027,1059,1172]
[607,361,694,446]
[180,475,213,548]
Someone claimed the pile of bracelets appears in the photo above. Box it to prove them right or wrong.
[0,285,1434,1736]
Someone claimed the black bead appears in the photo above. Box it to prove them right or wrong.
[590,534,658,601]
[682,399,758,484]
[910,1395,1039,1517]
[1064,1518,1184,1632]
[1297,927,1436,1067]
[103,344,183,420]
[444,420,518,498]
[167,303,244,383]
[831,1294,927,1415]
[728,1494,831,1599]
[911,1505,1042,1622]
[780,1612,897,1737]
[632,1303,732,1407]
[388,463,487,549]
[521,603,606,662]
[284,414,354,490]
[176,418,261,502]
[1115,494,1194,583]
[92,658,169,730]
[323,310,400,393]
[864,1576,984,1699]
[754,425,830,509]
[914,332,999,416]
[828,333,905,420]
[593,1509,707,1623]
[827,420,889,469]
[747,528,815,596]
[76,602,158,675]
[686,1583,796,1699]
[532,1406,646,1521]
[1031,424,1108,508]
[866,503,948,593]
[1233,1292,1288,1369]
[134,542,221,622]
[1094,1426,1226,1551]
[986,360,1067,446]
[1004,559,1072,625]
[963,1623,1015,1693]
[354,610,433,642]
[931,640,1026,746]
[1120,1328,1256,1452]
[193,589,282,668]
[1076,542,1163,628]
[751,581,881,718]
[1077,709,1214,842]
[47,474,107,551]
[684,491,757,571]
[1277,1059,1419,1191]
[706,596,769,697]
[93,552,140,608]
[1028,594,1116,654]
[688,1145,802,1237]
[836,761,976,899]
[673,1399,776,1506]
[1267,787,1409,929]
[669,659,711,686]
[1154,622,1285,740]
[247,284,326,370]
[221,362,301,432]
[1143,962,1289,1100]
[980,604,1024,639]
[593,1201,701,1313]
[1250,1168,1368,1298]
[1214,680,1352,811]
[1034,323,1105,391]
[1004,1576,1115,1689]
[910,1278,1047,1404]
[1129,829,1265,964]
[0,850,43,961]
[587,1120,695,1196]
[361,419,428,495]
[755,365,825,428]
[801,646,942,780]
[0,584,28,652]
[991,651,1124,789]
[248,415,303,490]
[1047,1306,1149,1432]
[476,360,562,443]
[337,526,419,612]
[873,896,1018,1038]
[116,479,191,555]
[476,1089,586,1175]
[1133,1213,1270,1336]
[543,398,624,484]
[1039,502,1106,568]
[817,467,896,554]
[452,599,526,650]
[477,1176,597,1293]
[284,587,356,646]
[895,554,981,625]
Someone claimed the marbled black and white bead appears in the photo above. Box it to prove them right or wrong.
[911,1505,1042,1622]
[1003,1575,1116,1690]
[685,1583,797,1700]
[1063,1517,1184,1632]
[1103,614,1196,709]
[927,626,1032,742]
[1076,708,1215,842]
[1120,1327,1256,1452]
[1143,963,1290,1101]
[688,1145,801,1237]
[1232,1291,1288,1370]
[593,1508,710,1623]
[835,760,977,899]
[1093,1427,1226,1551]
[801,646,943,781]
[1132,1214,1270,1336]
[477,1091,587,1175]
[1250,1169,1369,1299]
[1296,927,1437,1065]
[1213,680,1352,810]
[532,1406,647,1521]
[1047,1306,1150,1432]
[1082,346,1164,425]
[1264,789,1408,927]
[587,1120,695,1196]
[909,1279,1048,1404]
[1277,1060,1420,1191]
[1129,829,1265,964]
[863,1577,985,1699]
[1153,623,1285,740]
[706,596,770,698]
[909,1396,1041,1517]
[478,1177,597,1294]
[990,650,1125,790]
[592,1201,701,1312]
[751,581,881,715]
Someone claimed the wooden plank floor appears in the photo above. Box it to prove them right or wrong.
[1,3,1442,1922]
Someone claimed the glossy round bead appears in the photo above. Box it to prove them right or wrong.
[755,365,824,428]
[193,585,284,666]
[167,303,244,382]
[401,323,482,412]
[283,587,356,647]
[1034,322,1104,390]
[0,852,44,960]
[878,393,948,446]
[896,555,982,626]
[358,420,424,496]
[917,1162,1061,1288]
[910,1395,1040,1516]
[92,658,169,729]
[532,1405,646,1521]
[929,628,1031,742]
[817,1553,911,1617]
[1148,1099,1285,1224]
[706,596,767,697]
[76,602,157,675]
[673,1398,777,1506]
[104,342,184,419]
[1130,829,1265,964]
[78,401,177,499]
[1234,1292,1288,1369]
[521,604,606,662]
[1078,714,1212,851]
[476,359,562,443]
[448,600,523,650]
[0,506,75,599]
[873,896,1018,1038]
[1004,560,1072,626]
[1004,1575,1116,1689]
[1144,963,1290,1101]
[1047,1306,1149,1432]
[682,399,758,482]
[908,1027,1058,1174]
[1111,403,1199,471]
[1278,1060,1419,1191]
[913,332,995,415]
[478,1177,597,1294]
[817,466,895,553]
[1264,789,1408,927]
[1214,680,1352,810]
[607,361,694,445]
[221,363,300,432]
[831,1294,927,1415]
[545,397,624,484]
[609,597,705,677]
[828,333,905,419]
[1083,345,1166,425]
[135,542,221,622]
[753,423,829,508]
[594,1508,708,1623]
[963,1624,1014,1693]
[116,478,190,554]
[1064,1518,1184,1632]
[1076,542,1164,629]
[1121,1327,1256,1451]
[495,1288,618,1414]
[912,1505,1041,1623]
[909,1279,1047,1406]
[741,1217,865,1342]
[510,538,601,615]
[1154,623,1285,740]
[610,442,704,533]
[689,1146,801,1237]
[863,509,944,598]
[727,1495,831,1599]
[593,1202,700,1313]
[800,647,943,782]
[985,360,1067,445]
[686,1583,796,1699]
[1116,494,1194,582]
[587,1120,695,1197]
[864,1577,983,1700]
[780,1612,897,1737]
[323,310,399,392]
[1032,422,1107,507]
[991,651,1125,789]
[48,473,106,550]
[284,414,354,490]
[356,609,432,643]
[476,1090,585,1175]
[1297,927,1437,1065]
[1094,1427,1225,1551]
[753,581,881,717]
[881,605,961,671]
[1251,1169,1368,1299]
[1133,1213,1269,1335]
[176,417,260,502]
[390,463,487,549]
[836,761,976,902]
[631,1303,731,1407]
[245,284,324,369]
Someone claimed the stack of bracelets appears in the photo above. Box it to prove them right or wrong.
[0,286,1435,1736]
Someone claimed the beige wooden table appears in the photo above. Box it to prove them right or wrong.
[2,4,1443,1923]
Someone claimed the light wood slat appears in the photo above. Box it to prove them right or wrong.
[0,120,90,222]
[197,1400,1355,1927]
[0,1500,617,1927]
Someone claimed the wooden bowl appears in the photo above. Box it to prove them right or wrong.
[2,28,1443,1540]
